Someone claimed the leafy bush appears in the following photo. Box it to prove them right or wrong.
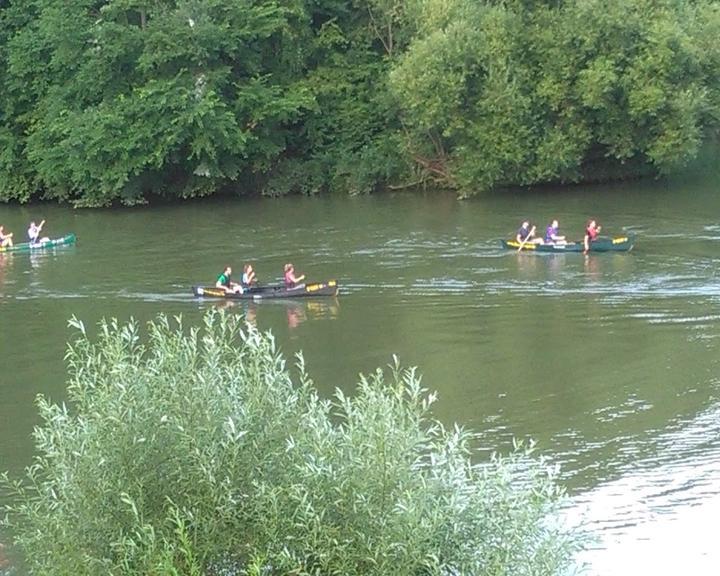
[1,311,581,575]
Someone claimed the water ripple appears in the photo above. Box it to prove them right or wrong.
[566,403,720,575]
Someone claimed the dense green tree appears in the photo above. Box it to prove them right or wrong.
[1,311,582,574]
[391,0,720,195]
[1,0,318,205]
[0,0,719,203]
[260,0,410,196]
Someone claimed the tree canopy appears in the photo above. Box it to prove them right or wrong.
[0,0,718,205]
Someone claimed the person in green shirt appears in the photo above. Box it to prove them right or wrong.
[216,266,242,294]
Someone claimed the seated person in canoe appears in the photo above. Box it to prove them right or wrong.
[0,225,13,247]
[27,220,49,245]
[242,263,257,289]
[516,221,543,245]
[583,219,602,254]
[284,263,306,288]
[545,219,566,244]
[216,266,243,294]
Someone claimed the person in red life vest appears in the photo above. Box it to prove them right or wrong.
[283,263,306,288]
[584,219,602,254]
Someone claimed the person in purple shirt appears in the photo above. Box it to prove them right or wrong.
[544,219,566,244]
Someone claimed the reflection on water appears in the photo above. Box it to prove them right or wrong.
[202,297,340,331]
[582,253,602,281]
[0,543,8,570]
[28,250,45,270]
[287,299,340,331]
[287,304,305,329]
[566,403,720,575]
[0,254,12,294]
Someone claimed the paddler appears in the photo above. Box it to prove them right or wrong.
[216,266,243,294]
[0,225,13,247]
[241,263,257,289]
[516,221,543,245]
[283,263,305,288]
[583,219,602,254]
[27,219,49,245]
[544,219,566,245]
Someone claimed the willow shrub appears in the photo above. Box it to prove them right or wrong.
[1,311,581,576]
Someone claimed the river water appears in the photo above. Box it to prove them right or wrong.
[1,176,719,574]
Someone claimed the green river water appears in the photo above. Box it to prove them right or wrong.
[1,175,720,574]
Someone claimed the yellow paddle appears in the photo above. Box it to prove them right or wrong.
[518,225,536,252]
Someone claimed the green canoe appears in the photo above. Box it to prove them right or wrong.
[501,234,635,253]
[0,233,76,254]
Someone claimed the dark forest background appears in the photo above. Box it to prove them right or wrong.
[1,0,719,206]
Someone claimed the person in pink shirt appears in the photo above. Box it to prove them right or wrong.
[283,263,306,288]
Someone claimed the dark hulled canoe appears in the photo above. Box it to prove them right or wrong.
[0,233,76,254]
[501,235,635,253]
[193,279,339,300]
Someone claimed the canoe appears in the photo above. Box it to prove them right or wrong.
[192,279,339,300]
[0,233,76,254]
[501,235,634,253]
